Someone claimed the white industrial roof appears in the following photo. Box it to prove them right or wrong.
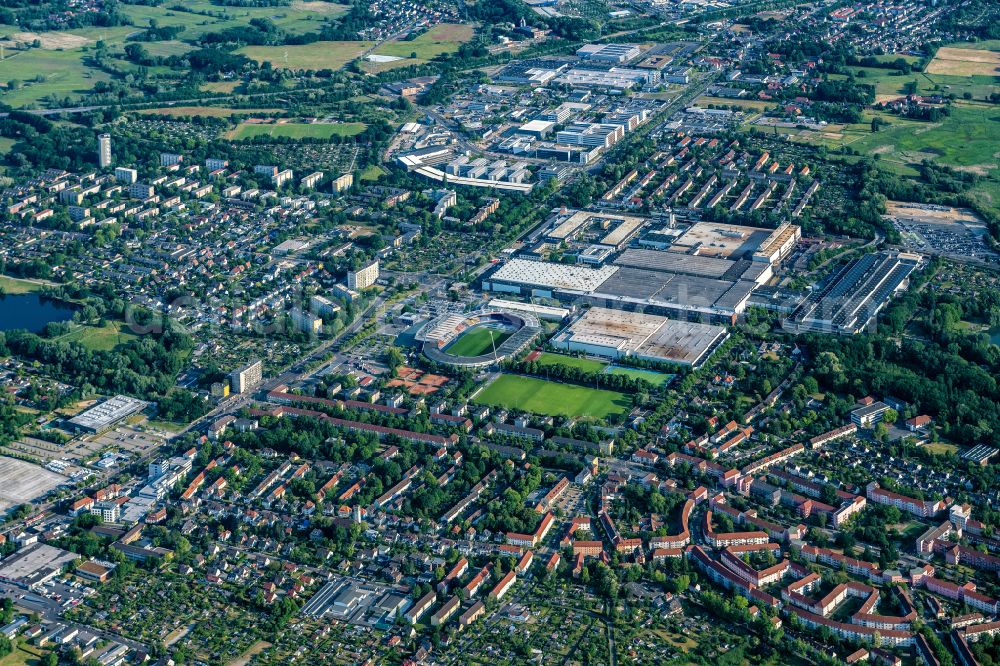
[68,395,147,430]
[519,119,555,133]
[491,259,619,293]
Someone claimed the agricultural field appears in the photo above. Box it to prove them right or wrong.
[239,41,373,70]
[927,45,1000,76]
[444,327,512,357]
[473,374,631,419]
[226,122,367,140]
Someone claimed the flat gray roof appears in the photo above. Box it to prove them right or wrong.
[671,222,773,258]
[0,543,77,586]
[594,267,754,312]
[614,248,735,279]
[555,307,728,366]
[67,395,147,431]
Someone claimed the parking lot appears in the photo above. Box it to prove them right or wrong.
[88,424,164,459]
[0,457,67,513]
[550,482,588,516]
[886,202,1000,264]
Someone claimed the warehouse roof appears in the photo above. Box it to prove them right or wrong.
[491,258,619,293]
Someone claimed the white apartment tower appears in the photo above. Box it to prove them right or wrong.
[98,134,112,168]
[347,260,379,290]
[230,360,263,394]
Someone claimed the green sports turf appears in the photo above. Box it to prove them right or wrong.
[445,327,512,357]
[473,374,630,419]
[534,352,608,373]
[606,366,674,387]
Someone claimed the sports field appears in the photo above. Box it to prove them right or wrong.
[239,41,373,70]
[473,374,631,419]
[606,366,674,387]
[534,352,608,373]
[227,122,367,140]
[445,327,512,357]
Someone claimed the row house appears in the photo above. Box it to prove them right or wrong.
[740,444,805,476]
[799,544,882,582]
[489,571,517,601]
[923,576,999,614]
[720,548,790,586]
[649,499,694,550]
[786,607,914,648]
[808,423,858,449]
[703,510,768,548]
[689,545,780,608]
[866,482,948,518]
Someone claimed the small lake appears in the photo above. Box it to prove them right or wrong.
[0,292,76,333]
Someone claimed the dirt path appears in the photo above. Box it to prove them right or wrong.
[226,640,273,666]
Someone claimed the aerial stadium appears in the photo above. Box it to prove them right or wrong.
[417,309,541,368]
